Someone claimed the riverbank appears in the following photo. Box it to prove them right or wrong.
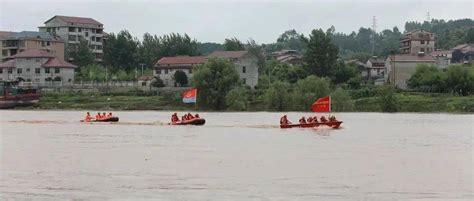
[24,90,474,113]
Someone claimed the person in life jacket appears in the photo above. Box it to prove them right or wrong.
[182,115,187,121]
[320,116,328,123]
[299,117,307,124]
[195,114,200,119]
[329,115,337,122]
[313,116,319,123]
[107,112,113,118]
[187,113,194,119]
[102,112,107,119]
[85,112,93,122]
[171,113,179,122]
[307,116,314,123]
[96,112,102,120]
[280,115,290,125]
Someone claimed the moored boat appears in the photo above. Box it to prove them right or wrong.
[170,118,206,126]
[0,81,40,109]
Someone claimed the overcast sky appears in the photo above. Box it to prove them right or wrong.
[0,0,472,43]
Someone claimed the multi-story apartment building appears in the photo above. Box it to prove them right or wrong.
[399,29,435,55]
[39,15,104,61]
[1,31,64,62]
[0,49,76,84]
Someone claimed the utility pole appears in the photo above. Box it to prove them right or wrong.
[105,66,108,83]
[371,16,377,56]
[426,12,431,22]
[140,63,145,77]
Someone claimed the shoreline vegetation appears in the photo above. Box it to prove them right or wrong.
[24,89,474,113]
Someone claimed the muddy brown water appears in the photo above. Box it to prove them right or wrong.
[0,111,472,200]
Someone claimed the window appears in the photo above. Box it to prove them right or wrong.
[68,79,72,82]
[8,68,12,74]
[2,50,7,56]
[242,66,246,73]
[427,40,430,44]
[165,69,168,74]
[421,40,425,44]
[42,41,45,47]
[243,78,246,84]
[156,69,161,74]
[36,58,41,62]
[420,48,425,52]
[69,27,75,32]
[188,69,192,74]
[91,29,96,33]
[47,41,50,46]
[55,68,60,73]
[78,28,82,32]
[45,68,50,74]
[96,29,102,34]
[68,35,77,41]
[91,36,95,41]
[0,69,2,74]
[17,68,22,74]
[26,68,30,72]
[35,78,39,82]
[85,32,89,37]
[35,68,40,74]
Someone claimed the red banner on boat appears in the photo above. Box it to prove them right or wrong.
[311,96,331,112]
[182,88,197,103]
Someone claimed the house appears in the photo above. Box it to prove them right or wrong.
[39,15,104,61]
[1,31,65,62]
[364,56,385,80]
[451,44,474,64]
[0,49,76,84]
[153,56,207,87]
[431,50,452,68]
[400,29,435,55]
[208,50,259,88]
[384,53,436,89]
[153,51,259,88]
[270,49,303,64]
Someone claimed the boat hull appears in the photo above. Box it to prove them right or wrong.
[280,121,343,129]
[170,118,206,126]
[90,117,120,122]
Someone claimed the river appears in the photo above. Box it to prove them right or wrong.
[0,111,472,200]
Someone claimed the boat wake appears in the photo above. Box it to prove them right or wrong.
[7,120,69,124]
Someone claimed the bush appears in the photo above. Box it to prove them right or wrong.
[151,76,165,88]
[263,80,292,111]
[292,75,330,110]
[378,86,399,112]
[331,88,354,111]
[173,70,188,87]
[225,87,249,111]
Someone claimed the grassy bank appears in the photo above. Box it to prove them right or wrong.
[30,90,474,113]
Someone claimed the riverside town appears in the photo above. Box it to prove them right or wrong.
[0,1,473,200]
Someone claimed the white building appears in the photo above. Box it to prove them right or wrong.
[39,15,104,61]
[0,49,76,84]
[385,53,436,89]
[208,51,259,88]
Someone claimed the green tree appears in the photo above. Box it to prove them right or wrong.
[407,64,447,92]
[223,37,245,51]
[192,58,240,110]
[446,65,474,96]
[378,86,399,112]
[137,33,161,68]
[276,29,306,51]
[151,76,165,88]
[66,39,94,67]
[103,30,140,71]
[267,61,307,84]
[173,70,188,87]
[329,61,359,84]
[331,88,354,111]
[159,33,199,57]
[302,29,339,77]
[225,87,249,111]
[292,75,331,111]
[263,80,292,111]
[75,64,106,81]
[246,39,266,73]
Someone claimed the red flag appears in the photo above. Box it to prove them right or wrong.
[182,88,197,103]
[311,96,331,112]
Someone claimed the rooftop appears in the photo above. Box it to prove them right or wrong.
[42,57,77,68]
[390,54,436,62]
[11,49,55,58]
[155,56,207,66]
[45,15,103,26]
[208,51,248,59]
[7,31,62,41]
[0,31,16,39]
